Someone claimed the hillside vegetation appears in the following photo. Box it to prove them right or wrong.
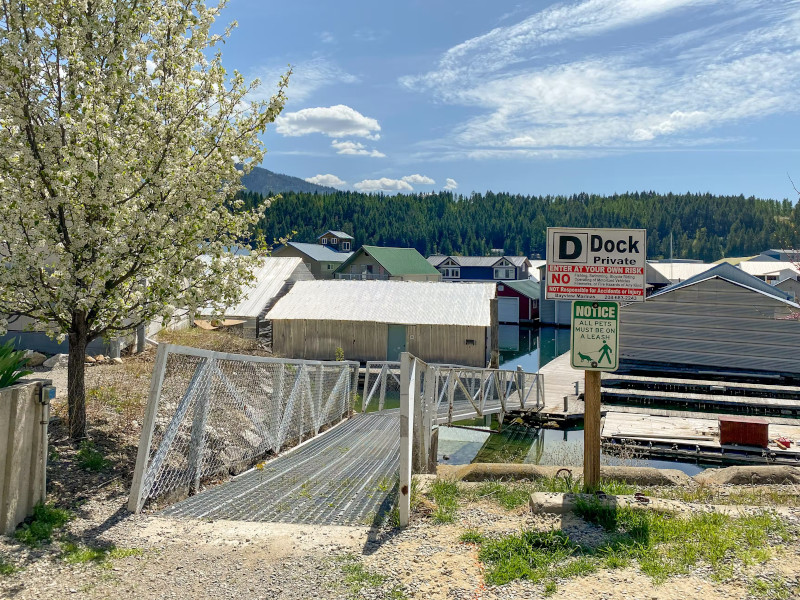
[237,189,800,262]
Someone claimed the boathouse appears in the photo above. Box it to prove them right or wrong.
[266,280,496,366]
[198,257,313,337]
[620,263,800,378]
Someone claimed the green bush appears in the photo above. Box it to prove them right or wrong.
[76,440,109,472]
[14,503,72,547]
[0,340,32,388]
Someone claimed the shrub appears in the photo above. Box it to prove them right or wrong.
[0,340,32,388]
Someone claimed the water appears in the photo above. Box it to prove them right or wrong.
[438,425,708,476]
[499,325,571,372]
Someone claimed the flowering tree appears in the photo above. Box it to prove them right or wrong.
[0,0,287,438]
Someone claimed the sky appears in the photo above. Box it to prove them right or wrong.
[215,0,800,200]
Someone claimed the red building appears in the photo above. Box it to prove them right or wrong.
[496,280,540,324]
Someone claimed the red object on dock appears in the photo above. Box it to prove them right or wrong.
[718,416,769,448]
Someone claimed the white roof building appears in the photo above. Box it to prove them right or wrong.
[267,280,495,326]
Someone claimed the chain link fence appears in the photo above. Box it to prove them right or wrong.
[128,344,358,512]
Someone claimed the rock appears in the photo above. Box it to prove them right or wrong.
[85,355,96,363]
[112,357,123,365]
[24,350,47,367]
[95,354,106,362]
[42,353,69,369]
[694,465,800,485]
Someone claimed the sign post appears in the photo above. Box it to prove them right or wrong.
[546,228,645,490]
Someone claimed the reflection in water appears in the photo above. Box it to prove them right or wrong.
[499,326,571,372]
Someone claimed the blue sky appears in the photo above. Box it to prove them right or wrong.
[217,0,800,200]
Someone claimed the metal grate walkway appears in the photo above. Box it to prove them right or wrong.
[162,411,399,526]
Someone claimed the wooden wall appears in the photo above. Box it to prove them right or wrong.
[621,278,800,376]
[272,320,488,366]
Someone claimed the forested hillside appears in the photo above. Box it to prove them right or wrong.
[236,190,799,261]
[240,166,336,195]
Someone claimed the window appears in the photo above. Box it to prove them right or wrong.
[341,241,351,251]
[494,267,515,279]
[327,263,332,270]
[331,237,338,244]
[440,267,460,279]
[320,237,328,244]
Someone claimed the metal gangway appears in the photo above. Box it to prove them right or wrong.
[362,360,544,423]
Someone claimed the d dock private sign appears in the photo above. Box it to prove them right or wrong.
[545,227,647,302]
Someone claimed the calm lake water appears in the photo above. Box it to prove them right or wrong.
[498,325,571,372]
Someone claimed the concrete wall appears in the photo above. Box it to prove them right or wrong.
[1,380,49,535]
[272,319,488,366]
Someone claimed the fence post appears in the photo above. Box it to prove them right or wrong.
[362,362,371,413]
[378,363,388,411]
[399,353,416,527]
[447,370,455,425]
[188,358,212,493]
[128,343,170,513]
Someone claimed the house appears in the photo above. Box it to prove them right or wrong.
[317,230,354,252]
[335,246,442,282]
[647,261,713,283]
[736,260,800,283]
[272,239,353,279]
[266,280,496,366]
[619,262,800,378]
[776,276,800,302]
[427,255,532,282]
[197,257,313,337]
[495,280,540,324]
[759,249,800,262]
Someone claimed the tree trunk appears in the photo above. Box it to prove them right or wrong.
[67,310,89,439]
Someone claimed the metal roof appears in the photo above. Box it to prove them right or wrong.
[737,261,800,278]
[647,262,713,282]
[651,262,794,302]
[338,246,441,276]
[266,280,495,326]
[502,279,540,300]
[283,242,353,263]
[200,257,306,318]
[425,255,529,268]
[317,230,354,240]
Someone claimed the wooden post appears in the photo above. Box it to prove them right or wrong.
[136,324,146,354]
[583,369,602,489]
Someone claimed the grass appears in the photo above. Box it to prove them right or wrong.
[429,479,460,523]
[338,554,407,599]
[460,477,637,510]
[648,485,800,507]
[14,503,72,547]
[468,496,792,595]
[0,556,16,576]
[60,540,143,567]
[76,440,109,472]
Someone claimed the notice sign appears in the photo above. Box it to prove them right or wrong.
[571,301,619,371]
[546,227,646,302]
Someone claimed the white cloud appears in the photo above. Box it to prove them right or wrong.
[320,31,335,44]
[276,105,381,139]
[331,140,386,158]
[444,178,458,190]
[354,178,414,193]
[401,174,436,185]
[305,174,347,187]
[249,58,357,105]
[400,1,800,156]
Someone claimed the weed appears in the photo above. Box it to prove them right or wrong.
[61,540,143,567]
[478,530,580,586]
[460,529,484,544]
[463,477,636,510]
[748,576,793,600]
[543,580,557,596]
[76,440,109,472]
[14,503,72,547]
[428,479,460,524]
[48,446,60,462]
[0,556,16,576]
[335,347,345,362]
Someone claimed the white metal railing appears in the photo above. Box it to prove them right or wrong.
[363,360,543,422]
[334,273,390,280]
[128,344,358,512]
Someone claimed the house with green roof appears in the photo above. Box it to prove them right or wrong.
[334,245,442,282]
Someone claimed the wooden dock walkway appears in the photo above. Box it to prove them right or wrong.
[537,352,584,421]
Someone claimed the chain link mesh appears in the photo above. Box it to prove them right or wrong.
[133,346,357,510]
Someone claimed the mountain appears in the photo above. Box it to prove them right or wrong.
[240,166,336,195]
